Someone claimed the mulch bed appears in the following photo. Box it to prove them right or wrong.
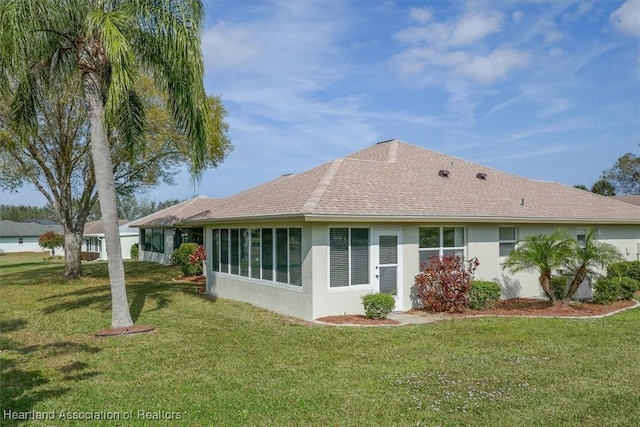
[316,315,401,326]
[318,298,638,326]
[94,325,156,337]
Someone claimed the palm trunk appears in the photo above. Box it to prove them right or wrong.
[540,274,558,305]
[83,72,134,329]
[563,265,587,305]
[63,229,83,279]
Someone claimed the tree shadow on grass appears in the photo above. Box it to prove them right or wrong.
[39,282,194,322]
[0,319,102,426]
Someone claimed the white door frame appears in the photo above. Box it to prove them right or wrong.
[374,228,403,312]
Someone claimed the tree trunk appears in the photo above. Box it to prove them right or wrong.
[83,72,134,329]
[63,229,83,279]
[540,274,558,305]
[563,266,587,306]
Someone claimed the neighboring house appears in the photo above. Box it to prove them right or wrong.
[176,140,640,321]
[612,195,640,207]
[128,196,223,264]
[82,220,139,260]
[0,220,64,253]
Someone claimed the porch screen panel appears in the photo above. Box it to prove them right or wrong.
[211,229,220,272]
[261,228,273,281]
[289,228,302,286]
[329,228,349,287]
[350,228,369,285]
[220,229,229,273]
[250,229,261,279]
[230,229,239,275]
[276,228,288,283]
[379,235,397,264]
[239,229,249,277]
[379,266,397,295]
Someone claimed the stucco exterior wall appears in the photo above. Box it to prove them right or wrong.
[201,220,640,321]
[139,231,174,265]
[0,237,49,253]
[205,223,315,320]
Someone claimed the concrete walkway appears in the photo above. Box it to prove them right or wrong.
[387,311,447,324]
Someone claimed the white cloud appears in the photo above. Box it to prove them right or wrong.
[540,20,564,43]
[512,11,524,23]
[409,7,432,24]
[610,0,640,37]
[454,48,530,84]
[548,47,564,58]
[450,12,504,46]
[201,22,259,71]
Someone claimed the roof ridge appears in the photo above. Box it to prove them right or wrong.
[301,158,344,213]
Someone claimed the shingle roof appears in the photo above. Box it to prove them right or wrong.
[128,196,225,227]
[0,220,63,237]
[83,220,136,235]
[184,140,640,224]
[612,195,640,207]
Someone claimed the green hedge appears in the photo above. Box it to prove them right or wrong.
[468,280,501,310]
[130,243,139,260]
[171,243,202,276]
[607,261,640,282]
[361,293,395,319]
[593,276,640,304]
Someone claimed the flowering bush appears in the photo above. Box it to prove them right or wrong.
[414,255,479,313]
[188,245,206,266]
[171,243,203,276]
[38,231,65,256]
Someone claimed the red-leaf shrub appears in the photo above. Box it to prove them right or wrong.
[188,245,206,265]
[414,255,480,313]
[38,230,65,256]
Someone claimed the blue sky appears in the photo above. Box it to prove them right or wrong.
[2,0,639,207]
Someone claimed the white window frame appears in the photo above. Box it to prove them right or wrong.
[498,226,517,258]
[418,226,466,270]
[327,227,372,290]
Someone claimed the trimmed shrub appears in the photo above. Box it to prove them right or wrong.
[593,277,640,304]
[171,243,202,276]
[469,280,501,310]
[361,293,395,319]
[414,255,480,313]
[130,243,139,260]
[551,276,570,300]
[607,261,640,282]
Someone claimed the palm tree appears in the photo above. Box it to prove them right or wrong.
[563,229,623,305]
[1,0,212,328]
[502,230,575,305]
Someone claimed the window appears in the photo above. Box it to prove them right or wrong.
[18,237,24,245]
[329,228,370,288]
[142,228,165,253]
[576,228,587,248]
[210,227,302,286]
[419,227,465,268]
[499,227,517,257]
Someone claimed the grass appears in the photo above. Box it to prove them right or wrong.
[1,252,640,426]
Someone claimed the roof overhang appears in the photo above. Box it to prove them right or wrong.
[180,213,640,225]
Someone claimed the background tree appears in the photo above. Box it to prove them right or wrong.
[1,0,217,329]
[1,70,229,280]
[590,179,616,196]
[38,231,65,256]
[0,204,58,223]
[573,184,588,191]
[563,229,623,305]
[116,197,184,220]
[601,151,640,195]
[502,230,574,305]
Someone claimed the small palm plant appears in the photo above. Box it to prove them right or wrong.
[502,230,574,305]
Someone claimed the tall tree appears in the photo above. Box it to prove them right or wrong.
[502,230,575,305]
[1,73,229,279]
[602,151,640,195]
[1,0,215,329]
[562,229,623,305]
[590,179,616,196]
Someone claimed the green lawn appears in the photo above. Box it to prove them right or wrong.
[1,252,639,426]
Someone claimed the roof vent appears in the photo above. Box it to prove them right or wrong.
[438,169,450,178]
[476,172,488,180]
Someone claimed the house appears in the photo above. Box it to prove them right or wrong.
[0,220,64,253]
[82,220,139,260]
[612,195,640,207]
[178,140,640,321]
[128,196,223,264]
